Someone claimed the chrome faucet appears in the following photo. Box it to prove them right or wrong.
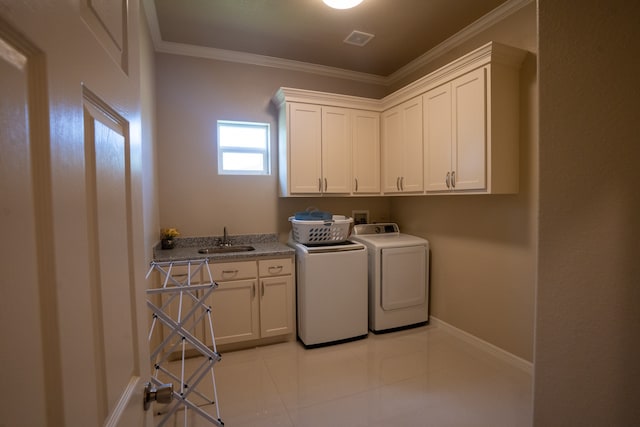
[221,226,231,246]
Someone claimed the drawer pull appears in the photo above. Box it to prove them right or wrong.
[268,265,283,274]
[222,269,239,276]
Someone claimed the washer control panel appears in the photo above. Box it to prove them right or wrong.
[353,223,400,235]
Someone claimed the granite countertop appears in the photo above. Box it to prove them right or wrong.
[153,233,294,263]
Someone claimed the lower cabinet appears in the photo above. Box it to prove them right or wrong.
[206,257,294,346]
[159,256,295,351]
[259,259,294,338]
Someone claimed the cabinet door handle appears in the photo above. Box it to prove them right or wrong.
[445,172,450,188]
[451,171,456,188]
[268,265,283,274]
[396,176,400,191]
[222,269,238,276]
[400,176,404,191]
[318,178,322,192]
[324,178,327,192]
[261,281,265,297]
[252,282,256,297]
[354,178,358,192]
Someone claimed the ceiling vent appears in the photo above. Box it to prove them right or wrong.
[343,30,375,47]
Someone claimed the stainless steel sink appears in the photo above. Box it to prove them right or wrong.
[198,245,255,254]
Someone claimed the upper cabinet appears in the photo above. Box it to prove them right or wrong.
[273,41,526,197]
[274,88,380,197]
[424,68,487,192]
[284,103,352,194]
[381,96,423,193]
[424,62,520,194]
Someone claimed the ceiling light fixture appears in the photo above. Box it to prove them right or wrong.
[322,0,363,10]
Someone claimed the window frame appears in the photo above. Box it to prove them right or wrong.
[217,120,271,175]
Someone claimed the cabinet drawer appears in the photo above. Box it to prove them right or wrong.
[211,261,257,281]
[259,258,293,277]
[162,264,202,284]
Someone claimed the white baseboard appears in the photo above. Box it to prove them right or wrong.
[429,316,533,375]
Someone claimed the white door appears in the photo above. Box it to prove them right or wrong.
[0,2,152,426]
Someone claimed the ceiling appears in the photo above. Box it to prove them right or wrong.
[145,0,528,84]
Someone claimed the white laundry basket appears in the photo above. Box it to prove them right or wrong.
[289,215,353,244]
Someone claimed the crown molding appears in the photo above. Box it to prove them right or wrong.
[387,0,533,84]
[273,87,382,111]
[142,0,533,87]
[382,41,526,109]
[273,41,526,112]
[155,40,388,86]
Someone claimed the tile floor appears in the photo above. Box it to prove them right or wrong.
[154,324,532,427]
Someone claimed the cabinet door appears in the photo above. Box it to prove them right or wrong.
[452,67,486,191]
[289,103,322,194]
[402,97,424,192]
[321,107,351,193]
[424,84,453,192]
[381,106,404,193]
[352,110,380,194]
[260,275,294,338]
[382,98,423,193]
[205,279,259,346]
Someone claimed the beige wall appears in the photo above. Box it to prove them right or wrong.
[392,2,537,361]
[156,54,388,239]
[155,3,536,362]
[534,0,640,424]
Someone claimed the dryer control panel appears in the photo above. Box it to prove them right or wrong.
[353,223,399,235]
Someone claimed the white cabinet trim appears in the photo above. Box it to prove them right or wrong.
[273,42,526,113]
[273,41,526,197]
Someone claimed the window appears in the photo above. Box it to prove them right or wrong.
[217,120,270,175]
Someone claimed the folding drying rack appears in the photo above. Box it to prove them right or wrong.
[146,259,224,426]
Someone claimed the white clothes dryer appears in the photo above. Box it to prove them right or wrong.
[351,223,429,333]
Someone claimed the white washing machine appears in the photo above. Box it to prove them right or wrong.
[288,238,368,348]
[351,223,429,333]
